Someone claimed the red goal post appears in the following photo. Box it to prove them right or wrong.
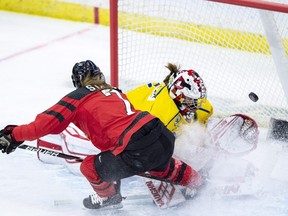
[109,0,288,127]
[209,0,288,13]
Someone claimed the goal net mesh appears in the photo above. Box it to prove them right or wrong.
[115,0,288,127]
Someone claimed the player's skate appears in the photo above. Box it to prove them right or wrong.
[83,180,123,210]
[83,192,123,210]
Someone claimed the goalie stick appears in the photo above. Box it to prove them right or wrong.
[53,193,153,207]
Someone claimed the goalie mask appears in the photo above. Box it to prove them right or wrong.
[168,69,207,114]
[71,60,105,88]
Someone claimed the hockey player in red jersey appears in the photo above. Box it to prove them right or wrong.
[0,60,203,210]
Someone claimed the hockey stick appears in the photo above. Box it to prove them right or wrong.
[18,144,173,183]
[18,144,84,162]
[18,143,181,208]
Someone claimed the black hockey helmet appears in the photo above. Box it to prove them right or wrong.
[71,60,104,88]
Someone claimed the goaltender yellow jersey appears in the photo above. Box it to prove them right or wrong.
[126,82,213,134]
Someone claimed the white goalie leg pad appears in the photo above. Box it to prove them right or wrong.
[207,156,264,198]
[37,123,100,175]
[144,178,186,209]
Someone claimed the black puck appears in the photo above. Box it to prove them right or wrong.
[249,92,259,102]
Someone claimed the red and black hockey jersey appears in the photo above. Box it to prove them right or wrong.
[13,85,155,155]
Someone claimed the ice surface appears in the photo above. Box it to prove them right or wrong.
[0,11,287,216]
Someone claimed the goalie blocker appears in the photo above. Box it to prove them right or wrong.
[267,117,288,143]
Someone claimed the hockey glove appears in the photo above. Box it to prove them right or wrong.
[0,125,23,154]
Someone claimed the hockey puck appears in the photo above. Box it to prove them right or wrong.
[249,92,258,102]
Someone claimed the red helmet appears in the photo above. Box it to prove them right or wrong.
[168,69,207,113]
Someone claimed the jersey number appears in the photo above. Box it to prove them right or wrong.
[101,89,135,115]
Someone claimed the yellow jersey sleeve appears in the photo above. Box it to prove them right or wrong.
[195,99,214,125]
[126,83,185,133]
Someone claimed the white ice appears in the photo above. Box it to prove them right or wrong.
[0,10,288,216]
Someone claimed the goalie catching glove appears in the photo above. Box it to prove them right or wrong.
[0,125,23,154]
[206,114,259,155]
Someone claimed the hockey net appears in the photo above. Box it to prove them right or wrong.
[110,0,288,127]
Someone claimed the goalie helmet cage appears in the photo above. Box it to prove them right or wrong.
[109,0,288,127]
